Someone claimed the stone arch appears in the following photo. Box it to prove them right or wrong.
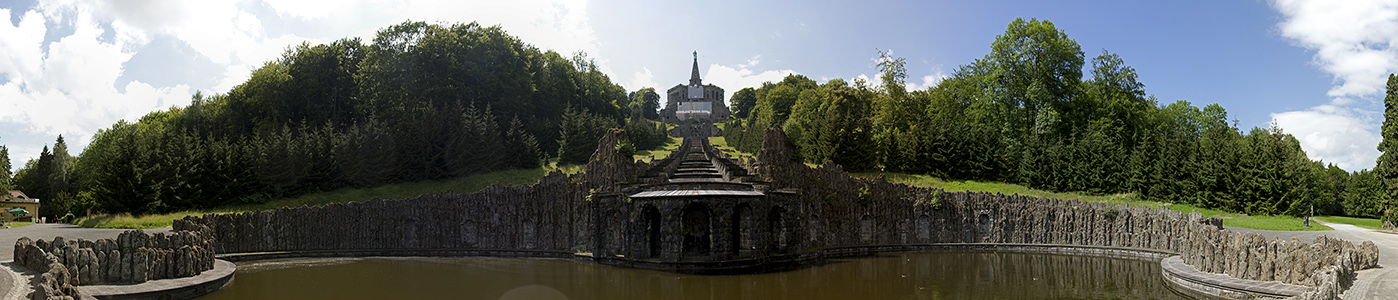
[731,203,752,256]
[522,219,537,249]
[977,211,993,242]
[681,203,712,256]
[768,206,788,251]
[859,215,874,242]
[641,204,662,258]
[916,213,931,241]
[607,207,626,255]
[808,213,821,243]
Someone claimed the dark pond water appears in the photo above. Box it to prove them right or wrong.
[196,251,1192,300]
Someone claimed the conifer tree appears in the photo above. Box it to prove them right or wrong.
[1377,74,1398,221]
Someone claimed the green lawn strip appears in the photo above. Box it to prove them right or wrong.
[1313,216,1385,230]
[1164,204,1331,231]
[635,136,681,162]
[854,172,1328,231]
[4,222,35,228]
[853,172,1165,208]
[76,167,553,229]
[708,136,751,157]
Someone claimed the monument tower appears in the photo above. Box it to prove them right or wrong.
[661,52,730,122]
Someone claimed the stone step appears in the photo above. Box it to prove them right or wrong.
[670,173,723,179]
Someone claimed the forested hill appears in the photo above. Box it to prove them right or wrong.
[722,18,1388,219]
[7,21,669,217]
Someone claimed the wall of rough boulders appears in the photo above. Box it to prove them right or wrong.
[12,226,214,300]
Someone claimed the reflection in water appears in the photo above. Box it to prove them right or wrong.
[197,251,1191,300]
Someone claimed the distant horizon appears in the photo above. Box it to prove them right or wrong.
[1,0,1394,171]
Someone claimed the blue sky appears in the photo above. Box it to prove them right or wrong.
[0,0,1392,171]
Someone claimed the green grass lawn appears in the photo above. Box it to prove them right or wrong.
[635,136,682,163]
[1161,204,1331,231]
[76,167,554,229]
[853,171,1330,231]
[709,136,751,157]
[3,222,34,228]
[854,172,1168,208]
[1313,216,1385,230]
[75,137,690,230]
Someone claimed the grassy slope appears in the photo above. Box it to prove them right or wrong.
[76,167,552,229]
[76,136,685,229]
[709,136,750,157]
[853,172,1331,231]
[1313,216,1385,230]
[635,136,682,163]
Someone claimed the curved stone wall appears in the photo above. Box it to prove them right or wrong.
[12,228,215,300]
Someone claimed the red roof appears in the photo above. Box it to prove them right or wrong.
[5,191,38,203]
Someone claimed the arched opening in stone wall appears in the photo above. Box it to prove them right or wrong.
[808,213,820,243]
[642,205,662,258]
[860,215,874,242]
[523,220,537,249]
[978,212,993,242]
[731,203,751,256]
[916,214,931,241]
[682,203,712,256]
[769,206,788,251]
[608,208,626,254]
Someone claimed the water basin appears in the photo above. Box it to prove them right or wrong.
[196,251,1192,300]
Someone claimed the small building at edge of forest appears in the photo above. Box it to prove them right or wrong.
[4,190,40,223]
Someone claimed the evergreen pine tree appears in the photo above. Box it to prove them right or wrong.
[1377,74,1398,220]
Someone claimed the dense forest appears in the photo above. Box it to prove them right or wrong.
[1,21,669,217]
[723,18,1393,220]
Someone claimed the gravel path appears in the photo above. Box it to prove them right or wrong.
[1226,222,1398,300]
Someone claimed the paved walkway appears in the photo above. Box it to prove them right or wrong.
[1227,222,1398,300]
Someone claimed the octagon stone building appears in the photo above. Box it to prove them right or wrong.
[660,52,730,122]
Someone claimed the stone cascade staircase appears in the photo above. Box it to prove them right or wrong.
[670,144,724,181]
[634,138,761,192]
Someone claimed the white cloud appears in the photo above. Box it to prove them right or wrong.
[1274,0,1398,99]
[262,0,601,69]
[907,67,948,91]
[0,0,604,167]
[1270,0,1398,171]
[0,9,46,88]
[1272,107,1380,170]
[0,3,192,163]
[702,59,796,108]
[627,67,657,91]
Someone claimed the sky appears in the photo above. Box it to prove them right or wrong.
[0,0,1393,172]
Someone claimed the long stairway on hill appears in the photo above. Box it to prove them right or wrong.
[631,137,765,197]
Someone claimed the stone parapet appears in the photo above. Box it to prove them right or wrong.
[12,228,214,300]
